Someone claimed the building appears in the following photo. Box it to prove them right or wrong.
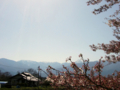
[9,72,40,86]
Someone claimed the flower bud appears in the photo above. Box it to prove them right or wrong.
[79,54,83,57]
[102,60,105,62]
[69,56,72,60]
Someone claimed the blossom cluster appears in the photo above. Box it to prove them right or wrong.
[45,54,120,90]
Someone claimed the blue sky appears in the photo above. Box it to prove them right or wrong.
[0,0,118,63]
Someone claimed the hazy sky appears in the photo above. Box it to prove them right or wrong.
[0,0,118,63]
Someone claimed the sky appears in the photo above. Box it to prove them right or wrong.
[0,0,118,63]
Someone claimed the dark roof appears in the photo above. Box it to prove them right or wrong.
[10,72,40,82]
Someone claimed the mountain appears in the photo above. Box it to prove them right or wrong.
[75,59,83,63]
[0,58,120,77]
[0,58,66,76]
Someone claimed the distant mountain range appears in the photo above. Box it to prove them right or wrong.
[0,58,120,77]
[0,58,71,76]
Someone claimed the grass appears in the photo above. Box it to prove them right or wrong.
[0,86,65,90]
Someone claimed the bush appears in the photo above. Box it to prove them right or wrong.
[40,81,52,87]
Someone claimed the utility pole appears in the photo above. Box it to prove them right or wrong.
[38,66,40,87]
[40,69,41,82]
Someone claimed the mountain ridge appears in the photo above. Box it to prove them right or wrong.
[0,58,120,77]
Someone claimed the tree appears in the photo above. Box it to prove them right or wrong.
[87,0,120,63]
[27,68,38,77]
[17,68,38,77]
[39,0,120,90]
[0,70,12,81]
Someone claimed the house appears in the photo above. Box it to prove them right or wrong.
[9,72,40,86]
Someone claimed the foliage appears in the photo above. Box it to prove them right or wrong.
[0,86,65,90]
[37,0,120,90]
[0,70,12,81]
[17,83,28,87]
[39,80,52,87]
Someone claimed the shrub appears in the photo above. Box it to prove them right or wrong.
[40,81,52,87]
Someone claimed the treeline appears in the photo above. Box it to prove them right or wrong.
[0,70,12,81]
